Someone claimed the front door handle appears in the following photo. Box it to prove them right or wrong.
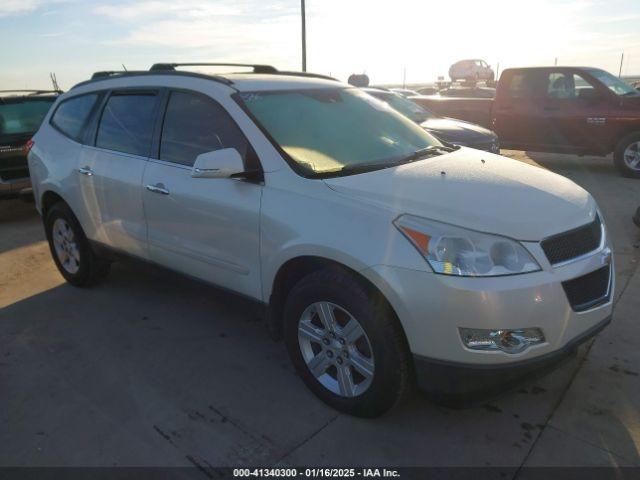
[78,166,93,176]
[145,183,170,195]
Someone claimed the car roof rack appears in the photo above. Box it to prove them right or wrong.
[150,63,338,81]
[74,64,339,90]
[150,62,279,73]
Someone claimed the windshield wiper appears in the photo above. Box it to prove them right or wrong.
[400,145,455,163]
[319,145,456,177]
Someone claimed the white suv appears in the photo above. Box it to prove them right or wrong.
[28,63,613,417]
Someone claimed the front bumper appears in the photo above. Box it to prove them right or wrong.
[413,314,611,401]
[363,240,614,395]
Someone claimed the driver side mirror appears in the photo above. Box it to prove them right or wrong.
[191,148,245,179]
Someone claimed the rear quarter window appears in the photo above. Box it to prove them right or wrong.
[50,94,99,141]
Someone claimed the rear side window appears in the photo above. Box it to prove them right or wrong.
[51,94,98,141]
[160,91,249,167]
[507,73,536,98]
[96,93,157,156]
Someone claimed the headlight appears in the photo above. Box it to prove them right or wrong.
[394,215,540,276]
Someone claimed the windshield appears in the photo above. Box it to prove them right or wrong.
[588,69,637,96]
[0,98,55,136]
[368,91,435,123]
[239,88,442,176]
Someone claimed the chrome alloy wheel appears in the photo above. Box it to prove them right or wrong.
[623,141,640,171]
[52,218,80,274]
[298,301,375,397]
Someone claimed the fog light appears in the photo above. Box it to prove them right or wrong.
[459,327,545,354]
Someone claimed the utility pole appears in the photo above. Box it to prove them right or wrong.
[554,57,558,66]
[619,52,624,77]
[301,0,307,72]
[402,67,406,88]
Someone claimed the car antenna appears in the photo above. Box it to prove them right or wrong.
[49,72,60,92]
[122,64,128,71]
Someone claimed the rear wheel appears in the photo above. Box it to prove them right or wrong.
[283,268,411,417]
[614,132,640,178]
[45,202,110,286]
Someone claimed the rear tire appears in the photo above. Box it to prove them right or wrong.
[45,202,110,286]
[614,132,640,178]
[283,267,411,417]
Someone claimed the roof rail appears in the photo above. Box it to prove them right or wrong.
[150,63,339,82]
[150,63,278,73]
[91,71,148,79]
[74,70,235,90]
[0,89,62,95]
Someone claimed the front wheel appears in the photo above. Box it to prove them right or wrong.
[614,132,640,178]
[283,268,411,417]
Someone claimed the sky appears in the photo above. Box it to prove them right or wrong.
[1,0,640,90]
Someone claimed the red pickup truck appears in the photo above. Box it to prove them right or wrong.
[412,67,640,177]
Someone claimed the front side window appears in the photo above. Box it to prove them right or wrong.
[96,93,157,156]
[50,94,97,141]
[239,88,442,177]
[546,73,596,100]
[160,91,249,167]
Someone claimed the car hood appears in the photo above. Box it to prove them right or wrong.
[419,117,495,143]
[323,148,596,241]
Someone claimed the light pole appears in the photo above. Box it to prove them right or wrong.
[301,0,307,72]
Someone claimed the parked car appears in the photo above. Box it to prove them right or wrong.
[390,88,420,98]
[363,88,499,153]
[449,59,494,82]
[416,86,439,96]
[0,90,60,198]
[413,67,640,177]
[29,63,613,417]
[439,86,496,98]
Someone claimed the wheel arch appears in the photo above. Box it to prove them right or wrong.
[266,255,406,346]
[41,190,68,217]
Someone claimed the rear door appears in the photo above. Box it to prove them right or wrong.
[77,89,159,258]
[493,70,545,148]
[142,89,262,298]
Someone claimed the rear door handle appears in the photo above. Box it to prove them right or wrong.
[78,166,93,176]
[145,183,170,195]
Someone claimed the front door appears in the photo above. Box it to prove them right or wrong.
[539,70,611,153]
[142,90,262,299]
[78,90,159,258]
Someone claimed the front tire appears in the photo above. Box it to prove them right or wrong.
[614,132,640,178]
[45,202,110,286]
[283,268,411,417]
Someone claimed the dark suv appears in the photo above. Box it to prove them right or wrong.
[1,90,60,197]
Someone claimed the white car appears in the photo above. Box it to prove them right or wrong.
[449,59,495,82]
[28,63,613,417]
